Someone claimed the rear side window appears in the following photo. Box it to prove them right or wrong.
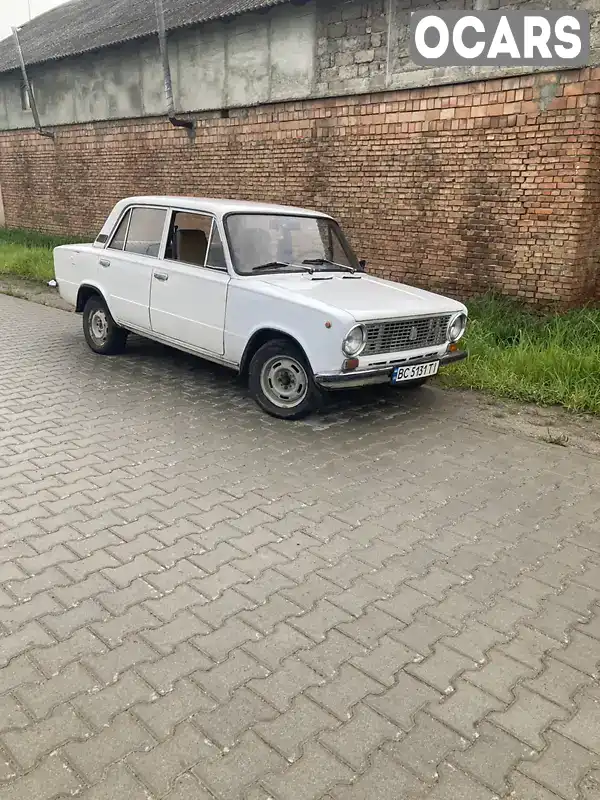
[124,207,167,257]
[107,210,130,251]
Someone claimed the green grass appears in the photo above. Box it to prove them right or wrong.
[441,294,600,414]
[0,227,84,283]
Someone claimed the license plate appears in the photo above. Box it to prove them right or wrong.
[391,361,439,383]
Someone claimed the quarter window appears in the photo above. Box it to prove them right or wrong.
[107,210,131,251]
[124,207,167,257]
[206,226,227,270]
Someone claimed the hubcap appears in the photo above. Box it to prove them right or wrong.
[89,309,109,343]
[260,356,309,409]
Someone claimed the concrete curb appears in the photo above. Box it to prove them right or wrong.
[0,276,74,311]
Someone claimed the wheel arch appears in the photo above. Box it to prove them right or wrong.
[239,328,311,381]
[75,283,107,313]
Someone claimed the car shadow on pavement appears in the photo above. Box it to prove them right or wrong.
[120,334,444,425]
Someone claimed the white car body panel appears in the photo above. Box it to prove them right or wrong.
[54,195,468,394]
[150,261,230,356]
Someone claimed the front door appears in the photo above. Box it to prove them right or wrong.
[149,210,229,355]
[101,205,169,331]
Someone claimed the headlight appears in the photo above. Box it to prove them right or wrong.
[342,324,366,356]
[447,312,467,342]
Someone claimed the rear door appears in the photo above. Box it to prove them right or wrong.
[100,205,169,331]
[149,209,230,355]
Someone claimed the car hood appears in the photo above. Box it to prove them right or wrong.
[253,273,466,321]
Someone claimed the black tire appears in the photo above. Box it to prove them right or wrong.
[82,295,128,355]
[248,338,323,420]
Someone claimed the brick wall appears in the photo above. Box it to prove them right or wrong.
[1,67,599,306]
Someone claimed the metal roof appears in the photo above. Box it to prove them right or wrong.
[0,0,291,75]
[106,195,331,218]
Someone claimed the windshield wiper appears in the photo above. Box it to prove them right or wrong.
[252,261,313,273]
[302,258,356,273]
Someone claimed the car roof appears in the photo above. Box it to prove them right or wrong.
[116,196,334,219]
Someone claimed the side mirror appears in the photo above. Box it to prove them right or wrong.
[358,259,366,271]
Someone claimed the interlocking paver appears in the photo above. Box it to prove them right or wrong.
[384,711,467,782]
[77,763,154,800]
[193,731,286,799]
[450,720,532,794]
[319,702,399,770]
[428,680,505,740]
[15,661,98,719]
[251,656,324,712]
[367,671,440,730]
[137,642,213,693]
[524,657,592,709]
[243,622,312,670]
[256,695,338,760]
[519,730,600,799]
[64,711,156,783]
[127,720,216,795]
[0,752,82,800]
[72,669,156,728]
[2,704,92,771]
[554,692,600,755]
[0,695,30,734]
[350,634,418,686]
[330,750,427,800]
[263,741,354,800]
[193,648,269,701]
[489,686,569,750]
[2,294,600,800]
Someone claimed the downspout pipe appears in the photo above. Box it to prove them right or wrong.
[12,26,54,139]
[154,0,194,131]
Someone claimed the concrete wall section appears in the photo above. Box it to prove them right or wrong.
[0,2,317,130]
[175,24,226,112]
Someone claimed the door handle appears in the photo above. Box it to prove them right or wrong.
[154,272,169,282]
[99,258,111,267]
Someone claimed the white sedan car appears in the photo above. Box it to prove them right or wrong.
[54,196,468,419]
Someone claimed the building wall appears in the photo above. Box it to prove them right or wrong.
[1,0,600,130]
[1,67,598,306]
[0,3,317,130]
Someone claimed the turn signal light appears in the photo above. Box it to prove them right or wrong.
[342,358,359,372]
[448,343,458,353]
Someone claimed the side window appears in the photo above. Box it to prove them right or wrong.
[206,225,227,270]
[124,207,167,258]
[107,210,131,251]
[164,211,213,268]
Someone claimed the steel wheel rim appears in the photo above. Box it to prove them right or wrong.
[260,355,309,409]
[89,309,109,344]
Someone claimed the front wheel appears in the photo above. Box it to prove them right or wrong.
[248,339,323,419]
[82,295,128,355]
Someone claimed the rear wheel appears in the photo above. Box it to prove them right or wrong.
[82,295,128,355]
[248,339,323,419]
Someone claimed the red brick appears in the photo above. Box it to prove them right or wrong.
[0,66,597,308]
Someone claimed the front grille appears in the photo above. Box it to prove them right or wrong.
[363,315,451,355]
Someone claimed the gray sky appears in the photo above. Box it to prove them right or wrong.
[0,0,70,43]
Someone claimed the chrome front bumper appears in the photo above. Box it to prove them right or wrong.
[314,349,468,390]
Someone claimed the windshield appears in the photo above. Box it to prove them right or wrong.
[225,213,359,275]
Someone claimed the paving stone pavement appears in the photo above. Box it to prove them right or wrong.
[0,292,599,800]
